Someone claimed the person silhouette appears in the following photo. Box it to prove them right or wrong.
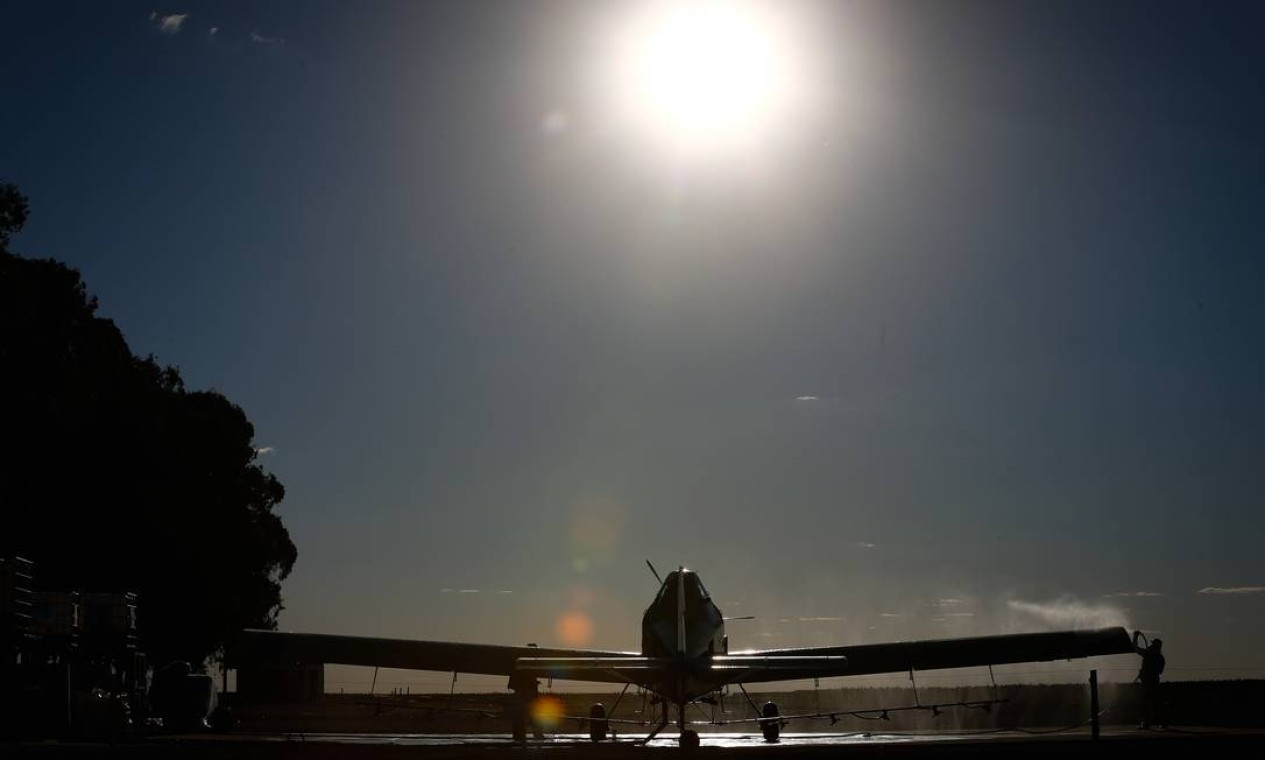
[1136,638,1165,729]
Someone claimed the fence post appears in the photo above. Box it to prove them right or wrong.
[1089,669,1100,740]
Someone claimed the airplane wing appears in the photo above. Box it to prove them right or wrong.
[518,630,1130,708]
[233,627,1136,691]
[232,632,852,690]
[231,629,642,683]
[515,655,850,688]
[725,626,1136,684]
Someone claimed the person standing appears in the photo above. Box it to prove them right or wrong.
[1136,638,1166,729]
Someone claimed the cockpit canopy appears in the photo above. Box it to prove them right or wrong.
[651,569,712,609]
[641,568,725,658]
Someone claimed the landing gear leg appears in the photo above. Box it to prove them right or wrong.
[677,702,699,749]
[738,683,781,743]
[642,700,669,744]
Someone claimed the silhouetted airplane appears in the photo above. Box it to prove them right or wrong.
[234,565,1139,748]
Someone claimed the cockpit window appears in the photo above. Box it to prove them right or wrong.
[655,572,677,603]
[695,575,710,600]
[683,572,710,606]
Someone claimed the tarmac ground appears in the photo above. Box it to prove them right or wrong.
[9,726,1265,759]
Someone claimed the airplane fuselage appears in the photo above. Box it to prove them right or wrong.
[640,567,728,702]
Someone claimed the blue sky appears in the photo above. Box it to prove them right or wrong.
[3,0,1263,690]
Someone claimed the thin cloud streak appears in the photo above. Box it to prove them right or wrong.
[1199,586,1265,595]
[250,31,285,45]
[794,395,819,402]
[442,588,514,595]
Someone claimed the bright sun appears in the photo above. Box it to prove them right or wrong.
[603,0,804,155]
[635,4,778,132]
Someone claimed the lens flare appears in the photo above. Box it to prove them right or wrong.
[556,610,594,646]
[570,584,595,608]
[529,694,565,729]
[570,494,625,554]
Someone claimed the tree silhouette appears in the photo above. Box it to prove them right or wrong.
[1,183,297,667]
[0,183,28,250]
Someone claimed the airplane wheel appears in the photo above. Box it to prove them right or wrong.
[761,701,781,742]
[588,703,608,742]
[679,729,700,749]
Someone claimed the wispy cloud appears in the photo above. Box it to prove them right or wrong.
[1007,597,1127,629]
[798,616,842,622]
[250,30,285,45]
[1104,591,1162,598]
[208,26,218,37]
[1199,586,1265,595]
[254,446,275,456]
[794,395,819,402]
[150,11,188,35]
[855,541,877,549]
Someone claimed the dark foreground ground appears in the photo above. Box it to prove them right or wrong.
[221,680,1265,735]
[8,727,1265,760]
[8,681,1265,758]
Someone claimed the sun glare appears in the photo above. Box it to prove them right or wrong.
[603,0,806,156]
[637,5,775,131]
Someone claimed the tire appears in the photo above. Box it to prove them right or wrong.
[588,703,608,742]
[761,701,781,742]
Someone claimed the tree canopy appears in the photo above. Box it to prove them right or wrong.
[1,183,297,667]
